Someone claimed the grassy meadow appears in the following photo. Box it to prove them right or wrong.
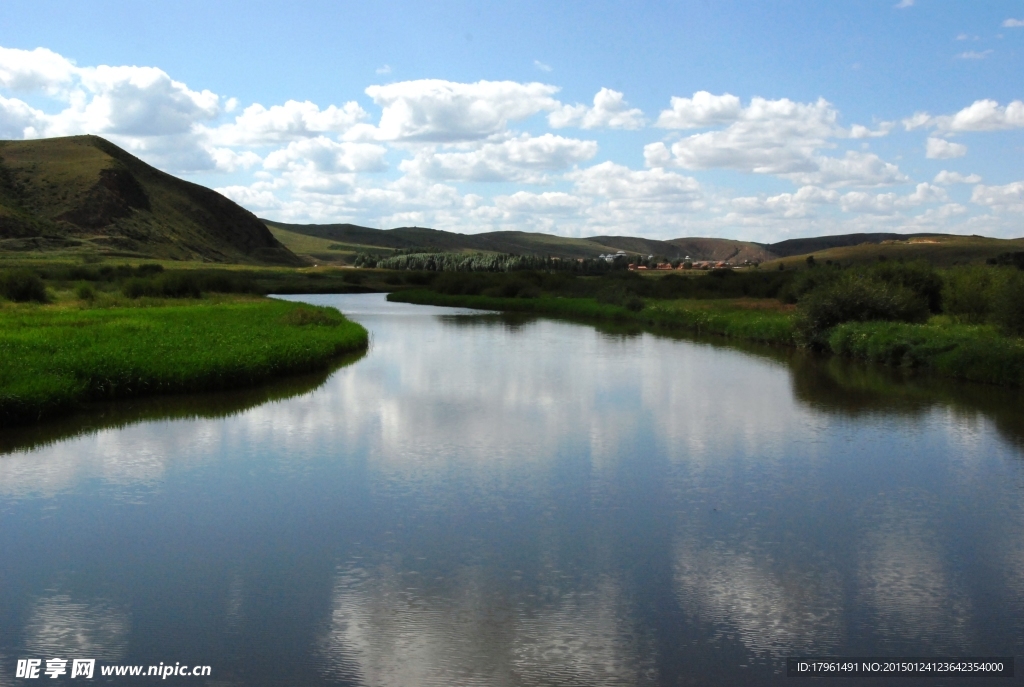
[0,295,367,427]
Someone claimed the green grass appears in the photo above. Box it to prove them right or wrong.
[0,298,368,426]
[828,319,1024,387]
[388,290,796,345]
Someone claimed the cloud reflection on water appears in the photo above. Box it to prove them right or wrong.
[1,294,1023,682]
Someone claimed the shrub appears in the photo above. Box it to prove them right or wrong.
[795,273,928,347]
[597,286,645,311]
[76,282,96,301]
[341,271,365,284]
[0,269,49,303]
[156,272,203,298]
[943,266,994,324]
[872,260,943,313]
[993,270,1024,336]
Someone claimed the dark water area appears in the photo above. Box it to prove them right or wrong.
[1,293,1022,686]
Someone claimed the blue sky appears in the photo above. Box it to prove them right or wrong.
[1,1,1022,241]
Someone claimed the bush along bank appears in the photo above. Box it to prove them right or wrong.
[0,299,368,427]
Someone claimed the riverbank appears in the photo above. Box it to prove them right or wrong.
[389,289,796,344]
[0,296,368,427]
[388,289,1024,387]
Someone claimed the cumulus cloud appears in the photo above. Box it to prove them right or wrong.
[569,161,702,205]
[209,147,262,173]
[398,133,597,182]
[363,79,561,142]
[1003,18,1024,28]
[0,94,46,138]
[907,99,1024,132]
[495,191,586,214]
[649,94,904,186]
[839,183,947,215]
[0,46,76,93]
[926,137,967,159]
[208,100,367,146]
[933,170,982,185]
[971,181,1024,213]
[263,136,388,173]
[730,185,839,218]
[849,122,895,138]
[731,183,945,219]
[655,91,742,129]
[791,151,907,187]
[548,88,644,130]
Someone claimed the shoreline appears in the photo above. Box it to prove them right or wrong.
[388,289,1024,388]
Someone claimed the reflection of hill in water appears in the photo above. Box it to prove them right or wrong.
[0,351,365,456]
[789,354,1024,448]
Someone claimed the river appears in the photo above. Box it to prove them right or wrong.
[1,293,1022,685]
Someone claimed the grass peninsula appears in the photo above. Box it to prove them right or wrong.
[0,292,367,427]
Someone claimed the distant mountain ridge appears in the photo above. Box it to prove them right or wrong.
[265,221,979,263]
[264,220,776,263]
[0,135,301,265]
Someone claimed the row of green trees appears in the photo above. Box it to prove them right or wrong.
[353,251,622,274]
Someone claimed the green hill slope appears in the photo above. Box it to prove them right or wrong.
[0,136,301,265]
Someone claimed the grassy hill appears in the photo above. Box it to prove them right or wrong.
[0,136,301,265]
[762,234,1024,269]
[268,220,1024,269]
[264,220,776,264]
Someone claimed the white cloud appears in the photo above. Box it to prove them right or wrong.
[548,88,644,130]
[730,185,839,218]
[895,0,914,7]
[939,99,1024,132]
[363,79,561,142]
[933,170,982,184]
[660,96,838,174]
[208,100,368,146]
[849,122,894,138]
[40,64,222,138]
[840,183,947,215]
[533,60,552,72]
[495,191,585,214]
[926,136,967,159]
[0,46,76,93]
[209,147,262,173]
[972,181,1024,213]
[1001,18,1024,28]
[655,91,742,129]
[375,64,392,75]
[398,133,597,182]
[790,151,907,187]
[569,161,702,204]
[0,94,46,138]
[263,136,388,173]
[731,183,944,219]
[956,50,993,60]
[649,94,905,186]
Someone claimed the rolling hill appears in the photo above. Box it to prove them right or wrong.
[264,220,776,264]
[0,136,301,265]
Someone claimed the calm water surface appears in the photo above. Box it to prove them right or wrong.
[1,293,1023,686]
